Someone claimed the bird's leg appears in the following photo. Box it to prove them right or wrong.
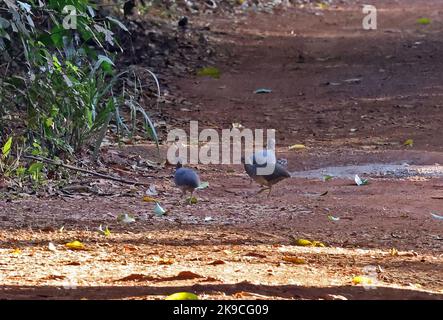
[188,191,194,204]
[257,187,270,195]
[267,186,272,198]
[177,189,186,205]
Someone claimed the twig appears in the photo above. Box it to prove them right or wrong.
[23,155,152,186]
[431,196,443,200]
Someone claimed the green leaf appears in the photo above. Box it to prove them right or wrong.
[2,137,12,157]
[417,18,431,25]
[28,162,43,174]
[45,117,54,128]
[15,166,26,177]
[197,67,221,79]
[98,225,111,236]
[50,25,66,47]
[403,139,414,147]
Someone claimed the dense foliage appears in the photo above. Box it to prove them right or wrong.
[0,0,158,159]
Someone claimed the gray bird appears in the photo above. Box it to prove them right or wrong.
[242,155,291,197]
[174,162,201,203]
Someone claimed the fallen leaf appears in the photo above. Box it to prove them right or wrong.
[390,248,398,256]
[430,213,443,220]
[355,174,369,186]
[143,196,157,203]
[166,271,204,281]
[118,213,136,224]
[282,256,306,264]
[197,67,221,79]
[312,241,326,247]
[197,181,209,190]
[233,291,269,299]
[98,225,111,237]
[323,175,334,181]
[154,203,167,216]
[328,215,340,222]
[153,256,175,265]
[417,17,431,25]
[48,242,57,252]
[254,88,272,94]
[244,252,267,258]
[208,260,226,266]
[187,196,198,204]
[145,184,158,196]
[41,275,66,281]
[65,241,85,250]
[165,292,198,300]
[116,274,156,282]
[123,245,137,253]
[403,139,414,147]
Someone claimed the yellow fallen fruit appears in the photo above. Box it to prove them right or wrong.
[352,276,373,285]
[65,241,85,250]
[282,256,306,264]
[312,241,326,247]
[11,248,22,255]
[294,239,313,246]
[289,144,306,150]
[165,292,199,300]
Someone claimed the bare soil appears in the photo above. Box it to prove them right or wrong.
[1,0,443,300]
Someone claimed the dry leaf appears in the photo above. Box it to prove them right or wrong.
[282,256,306,264]
[244,252,267,258]
[153,256,175,265]
[143,196,157,203]
[48,242,57,252]
[208,260,226,266]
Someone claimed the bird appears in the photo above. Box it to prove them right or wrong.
[174,161,201,204]
[242,155,291,197]
[242,139,291,197]
[250,138,276,166]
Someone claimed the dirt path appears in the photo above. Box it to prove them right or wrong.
[1,0,443,300]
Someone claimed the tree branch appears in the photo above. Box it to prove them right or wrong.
[23,154,153,187]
